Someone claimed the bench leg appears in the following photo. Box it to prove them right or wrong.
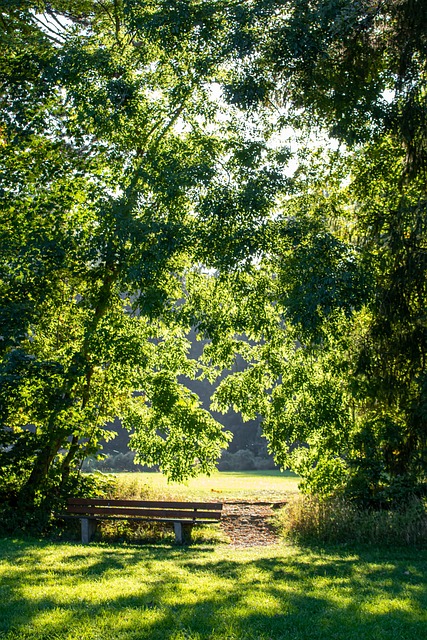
[80,518,97,544]
[173,522,193,544]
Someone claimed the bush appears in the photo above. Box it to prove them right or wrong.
[217,449,277,471]
[82,449,278,473]
[276,494,427,547]
[82,452,156,473]
[0,470,117,536]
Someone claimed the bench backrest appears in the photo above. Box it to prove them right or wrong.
[66,498,223,521]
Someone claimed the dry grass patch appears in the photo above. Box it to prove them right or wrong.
[275,494,427,547]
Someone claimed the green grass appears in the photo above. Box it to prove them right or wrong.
[2,472,426,639]
[108,470,300,502]
[0,537,426,640]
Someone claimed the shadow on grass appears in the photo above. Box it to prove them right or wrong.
[0,537,426,639]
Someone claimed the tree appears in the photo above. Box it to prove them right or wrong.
[3,0,424,525]
[0,0,287,527]
[196,0,427,505]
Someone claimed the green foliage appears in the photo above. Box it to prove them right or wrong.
[0,459,116,536]
[1,0,426,524]
[197,0,427,506]
[126,375,232,481]
[82,451,152,473]
[0,1,288,529]
[207,151,427,504]
[217,448,276,471]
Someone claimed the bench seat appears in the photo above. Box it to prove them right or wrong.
[64,498,223,544]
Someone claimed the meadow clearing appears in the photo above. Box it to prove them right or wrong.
[0,471,426,640]
[110,469,301,502]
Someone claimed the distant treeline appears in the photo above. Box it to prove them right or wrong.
[83,448,277,473]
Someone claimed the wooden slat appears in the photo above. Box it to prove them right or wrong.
[64,516,219,525]
[66,505,222,520]
[67,498,222,511]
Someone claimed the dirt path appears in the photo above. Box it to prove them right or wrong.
[221,501,286,547]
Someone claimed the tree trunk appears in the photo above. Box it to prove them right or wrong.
[20,437,63,503]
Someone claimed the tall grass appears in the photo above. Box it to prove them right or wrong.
[276,495,427,547]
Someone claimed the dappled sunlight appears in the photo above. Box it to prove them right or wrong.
[1,538,426,639]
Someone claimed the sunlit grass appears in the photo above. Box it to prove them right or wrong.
[108,470,300,502]
[3,472,425,638]
[0,538,426,639]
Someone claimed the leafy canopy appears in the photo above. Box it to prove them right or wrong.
[0,0,287,522]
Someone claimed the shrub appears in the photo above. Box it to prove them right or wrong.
[217,449,277,471]
[276,494,427,547]
[82,452,156,473]
[0,470,117,536]
[109,475,152,500]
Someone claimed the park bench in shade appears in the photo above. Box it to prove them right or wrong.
[65,498,223,544]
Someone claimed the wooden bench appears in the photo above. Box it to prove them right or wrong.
[65,498,223,544]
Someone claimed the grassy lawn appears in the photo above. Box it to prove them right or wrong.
[110,470,300,502]
[0,537,426,640]
[1,472,426,639]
